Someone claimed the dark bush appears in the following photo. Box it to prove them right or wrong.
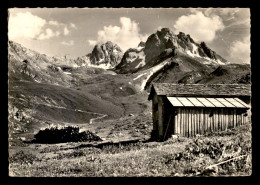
[32,126,102,144]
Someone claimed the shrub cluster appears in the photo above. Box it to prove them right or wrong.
[32,126,102,144]
[169,134,251,176]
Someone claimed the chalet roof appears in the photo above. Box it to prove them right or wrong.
[148,83,251,100]
[167,97,249,108]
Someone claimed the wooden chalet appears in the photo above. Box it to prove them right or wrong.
[148,83,251,141]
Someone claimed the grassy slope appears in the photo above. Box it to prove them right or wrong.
[9,124,251,177]
[197,64,251,84]
[8,74,125,142]
[144,54,250,90]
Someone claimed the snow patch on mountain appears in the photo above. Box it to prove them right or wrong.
[140,60,171,91]
[133,73,147,81]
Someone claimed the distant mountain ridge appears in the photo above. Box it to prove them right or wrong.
[115,28,228,74]
[8,27,250,93]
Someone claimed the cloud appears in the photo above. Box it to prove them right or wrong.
[229,36,250,64]
[173,11,224,42]
[49,20,62,26]
[8,11,46,40]
[61,40,74,46]
[64,26,69,35]
[88,40,97,46]
[156,26,162,31]
[55,31,60,37]
[37,28,56,40]
[8,11,75,41]
[88,17,149,51]
[70,23,77,29]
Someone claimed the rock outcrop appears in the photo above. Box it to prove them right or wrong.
[89,41,123,68]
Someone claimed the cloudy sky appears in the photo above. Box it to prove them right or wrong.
[8,8,250,64]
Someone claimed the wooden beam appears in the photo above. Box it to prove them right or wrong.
[234,109,237,128]
[158,96,164,140]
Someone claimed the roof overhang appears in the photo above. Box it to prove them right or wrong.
[167,96,250,109]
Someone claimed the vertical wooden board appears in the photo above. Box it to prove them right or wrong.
[179,108,182,136]
[212,110,215,131]
[183,108,186,136]
[219,109,223,131]
[183,109,186,136]
[207,109,211,133]
[234,109,237,128]
[221,109,225,131]
[214,110,218,131]
[180,109,183,133]
[194,109,197,135]
[174,109,177,134]
[228,109,231,129]
[241,111,244,125]
[196,109,199,135]
[184,109,187,137]
[195,109,198,135]
[208,110,211,133]
[215,109,218,131]
[218,109,221,131]
[181,109,184,137]
[211,110,214,132]
[194,109,196,136]
[187,109,190,137]
[181,108,184,136]
[190,108,194,136]
[183,109,186,137]
[192,109,195,136]
[238,112,242,126]
[224,109,228,131]
[244,112,247,124]
[182,109,186,137]
[191,109,194,137]
[203,109,207,133]
[200,109,204,134]
[175,108,179,135]
[227,109,231,129]
[222,109,225,131]
[236,111,239,127]
[210,110,214,132]
[157,96,164,139]
[178,108,181,134]
[197,109,199,135]
[190,109,193,137]
[204,109,207,134]
[244,110,248,124]
[238,113,241,127]
[212,110,215,132]
[231,109,235,128]
[222,109,226,131]
[207,109,210,133]
[231,109,234,128]
[186,109,189,137]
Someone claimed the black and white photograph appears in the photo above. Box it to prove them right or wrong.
[8,8,252,177]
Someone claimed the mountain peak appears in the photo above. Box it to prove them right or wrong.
[88,41,123,69]
[115,27,228,74]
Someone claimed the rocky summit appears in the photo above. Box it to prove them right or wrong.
[115,28,228,74]
[89,41,123,69]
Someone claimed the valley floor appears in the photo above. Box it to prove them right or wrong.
[9,123,252,177]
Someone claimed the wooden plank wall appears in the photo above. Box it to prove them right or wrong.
[173,108,249,137]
